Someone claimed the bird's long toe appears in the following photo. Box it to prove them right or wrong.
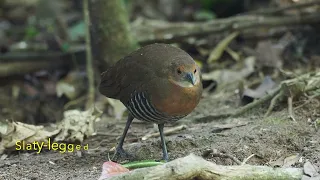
[113,147,134,160]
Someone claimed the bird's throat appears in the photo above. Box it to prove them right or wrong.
[175,80,194,88]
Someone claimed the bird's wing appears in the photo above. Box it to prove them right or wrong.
[99,55,156,104]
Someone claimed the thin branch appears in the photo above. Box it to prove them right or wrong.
[83,0,95,109]
[141,125,187,140]
[248,0,320,15]
[288,96,296,121]
[211,152,242,165]
[134,13,320,44]
[242,154,256,165]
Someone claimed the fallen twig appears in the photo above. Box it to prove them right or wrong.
[133,13,320,44]
[141,125,187,141]
[294,93,320,110]
[0,58,72,77]
[287,96,296,121]
[105,154,304,180]
[211,152,242,165]
[194,71,320,123]
[232,87,281,117]
[96,133,121,137]
[264,90,284,117]
[193,87,281,123]
[246,0,320,15]
[242,154,256,165]
[211,122,251,133]
[0,50,85,77]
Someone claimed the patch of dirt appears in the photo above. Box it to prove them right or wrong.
[0,92,319,179]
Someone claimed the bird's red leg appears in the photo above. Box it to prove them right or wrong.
[158,124,168,162]
[113,113,134,159]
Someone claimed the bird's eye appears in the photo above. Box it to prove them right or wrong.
[194,69,197,74]
[177,69,182,74]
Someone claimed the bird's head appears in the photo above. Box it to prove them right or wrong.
[169,60,201,88]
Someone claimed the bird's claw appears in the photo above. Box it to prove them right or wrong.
[162,155,168,162]
[112,147,134,160]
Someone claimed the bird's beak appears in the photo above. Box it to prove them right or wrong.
[186,72,196,85]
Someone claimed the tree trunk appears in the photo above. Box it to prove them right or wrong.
[89,0,138,72]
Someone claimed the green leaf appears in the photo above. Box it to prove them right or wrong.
[68,21,85,41]
[24,26,39,40]
[194,10,216,21]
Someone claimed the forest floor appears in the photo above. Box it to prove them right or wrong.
[0,85,319,180]
[1,0,320,179]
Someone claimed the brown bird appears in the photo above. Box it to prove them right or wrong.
[99,43,202,161]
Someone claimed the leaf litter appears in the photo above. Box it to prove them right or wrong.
[0,106,102,154]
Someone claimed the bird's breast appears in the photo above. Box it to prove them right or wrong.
[126,92,185,123]
[151,82,202,118]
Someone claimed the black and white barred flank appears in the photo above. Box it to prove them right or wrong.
[126,92,185,124]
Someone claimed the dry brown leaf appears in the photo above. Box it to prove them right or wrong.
[304,161,320,178]
[269,154,300,168]
[282,154,300,168]
[269,157,285,167]
[202,56,255,85]
[207,32,239,63]
[0,120,60,154]
[54,106,102,142]
[242,76,277,103]
[105,98,127,120]
[56,71,86,100]
[256,40,283,69]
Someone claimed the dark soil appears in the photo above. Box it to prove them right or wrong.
[0,89,319,180]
